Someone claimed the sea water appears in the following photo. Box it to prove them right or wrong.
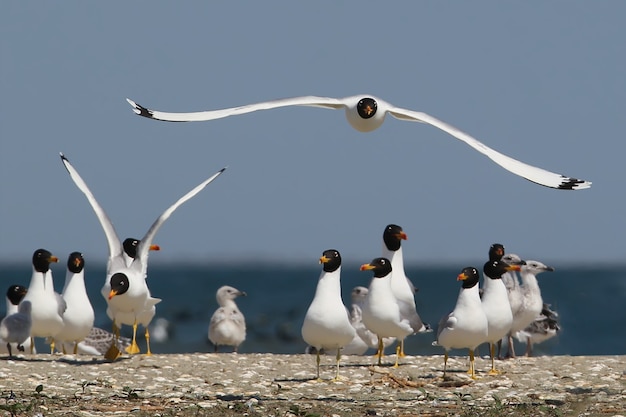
[1,261,624,356]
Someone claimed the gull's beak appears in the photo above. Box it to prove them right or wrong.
[360,263,375,271]
[506,264,522,272]
[74,257,82,268]
[49,256,59,263]
[319,255,329,264]
[457,272,468,281]
[397,231,408,240]
[108,289,118,300]
[150,244,160,251]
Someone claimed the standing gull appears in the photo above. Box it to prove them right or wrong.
[0,302,32,358]
[208,286,247,353]
[481,258,521,375]
[22,249,65,354]
[507,260,554,357]
[500,252,524,358]
[54,252,95,355]
[343,286,396,355]
[126,94,591,190]
[381,224,429,357]
[435,267,489,379]
[302,250,355,380]
[0,285,34,355]
[60,153,226,359]
[360,257,413,367]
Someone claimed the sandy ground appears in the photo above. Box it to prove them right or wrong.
[0,353,624,416]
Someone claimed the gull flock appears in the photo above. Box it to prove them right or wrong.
[2,94,575,382]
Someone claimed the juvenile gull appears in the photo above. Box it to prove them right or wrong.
[22,249,65,353]
[60,153,226,359]
[435,267,488,379]
[54,252,95,355]
[360,257,413,367]
[209,286,247,353]
[381,224,429,357]
[126,95,591,190]
[507,260,554,357]
[500,253,524,358]
[301,250,355,380]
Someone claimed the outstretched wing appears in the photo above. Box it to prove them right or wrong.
[126,96,346,122]
[387,107,591,190]
[59,153,123,266]
[134,167,227,275]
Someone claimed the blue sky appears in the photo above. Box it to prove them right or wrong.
[1,2,624,266]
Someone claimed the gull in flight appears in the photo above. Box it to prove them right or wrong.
[127,94,591,190]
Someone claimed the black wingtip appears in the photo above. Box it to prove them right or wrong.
[558,177,590,190]
[59,152,68,162]
[127,98,155,119]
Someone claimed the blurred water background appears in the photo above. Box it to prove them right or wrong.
[1,261,624,356]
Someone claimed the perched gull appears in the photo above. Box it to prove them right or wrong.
[360,257,413,367]
[481,258,520,375]
[435,267,489,380]
[126,95,591,190]
[22,249,65,354]
[381,224,429,357]
[60,153,226,359]
[0,301,32,358]
[507,260,554,357]
[0,285,34,355]
[208,286,247,353]
[514,303,560,356]
[499,253,524,358]
[304,286,396,356]
[343,286,396,355]
[54,252,95,355]
[301,250,355,380]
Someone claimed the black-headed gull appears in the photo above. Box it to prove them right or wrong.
[54,252,95,355]
[381,224,430,358]
[22,249,65,354]
[360,257,413,367]
[127,95,591,190]
[435,267,489,380]
[60,153,226,359]
[302,249,355,380]
[481,258,520,375]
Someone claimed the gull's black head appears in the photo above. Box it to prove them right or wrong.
[457,267,480,289]
[108,272,129,299]
[32,249,59,273]
[357,97,377,119]
[67,252,85,273]
[320,249,341,273]
[488,243,505,262]
[483,259,520,280]
[383,224,407,252]
[360,257,392,278]
[123,238,140,259]
[6,284,27,306]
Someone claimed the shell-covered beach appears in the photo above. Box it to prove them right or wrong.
[0,353,623,416]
